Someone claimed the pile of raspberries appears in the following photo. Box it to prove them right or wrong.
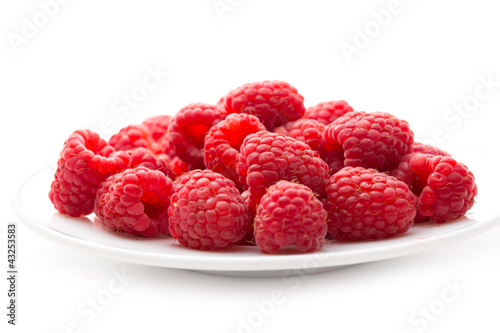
[49,80,478,254]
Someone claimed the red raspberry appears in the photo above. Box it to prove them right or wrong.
[167,103,226,169]
[154,132,195,178]
[390,154,426,191]
[237,131,330,209]
[321,111,414,172]
[274,118,325,151]
[127,147,176,179]
[238,190,257,246]
[170,156,191,178]
[304,100,354,125]
[324,167,417,241]
[142,115,172,141]
[94,166,174,237]
[156,132,177,157]
[155,132,196,177]
[222,80,305,131]
[391,153,477,223]
[109,124,161,153]
[320,147,345,175]
[204,113,265,189]
[168,170,249,250]
[412,142,450,156]
[255,181,327,253]
[389,154,432,224]
[49,129,129,217]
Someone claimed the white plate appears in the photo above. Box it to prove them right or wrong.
[13,165,500,277]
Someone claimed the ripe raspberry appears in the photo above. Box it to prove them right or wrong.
[109,124,161,153]
[215,95,225,110]
[240,189,251,206]
[321,111,414,172]
[49,129,129,217]
[320,147,345,175]
[170,156,191,178]
[204,113,265,189]
[412,142,450,156]
[255,181,327,253]
[222,80,305,131]
[324,167,417,241]
[142,115,172,141]
[168,170,249,250]
[237,131,330,209]
[127,147,176,179]
[238,190,257,246]
[304,100,354,125]
[156,132,177,157]
[94,166,174,237]
[274,118,325,151]
[390,153,425,190]
[167,103,226,169]
[391,153,477,223]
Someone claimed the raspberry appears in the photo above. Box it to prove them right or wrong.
[127,147,176,179]
[222,80,305,131]
[167,103,226,169]
[324,167,417,241]
[321,111,414,172]
[142,115,172,141]
[156,132,177,157]
[168,170,249,250]
[255,181,327,253]
[274,118,325,151]
[304,100,354,125]
[215,95,225,109]
[237,131,330,209]
[412,142,450,156]
[49,129,129,217]
[109,124,161,153]
[94,166,174,237]
[204,113,265,189]
[240,189,250,204]
[320,147,345,175]
[389,154,425,191]
[170,156,191,178]
[238,190,257,246]
[391,153,477,223]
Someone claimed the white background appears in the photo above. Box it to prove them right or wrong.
[1,0,500,332]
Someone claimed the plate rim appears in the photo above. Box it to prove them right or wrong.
[12,165,500,273]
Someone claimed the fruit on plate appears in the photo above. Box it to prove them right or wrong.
[254,181,327,253]
[48,80,477,254]
[168,170,249,250]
